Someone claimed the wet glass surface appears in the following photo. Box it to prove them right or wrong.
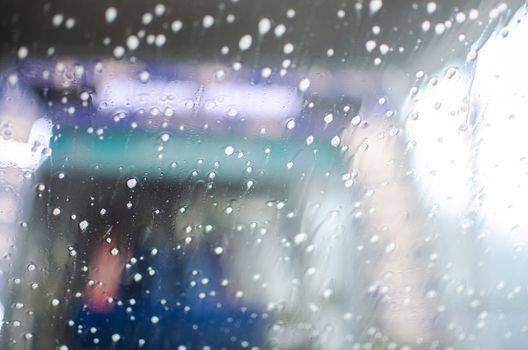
[1,0,528,349]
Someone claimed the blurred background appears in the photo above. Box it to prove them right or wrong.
[0,0,528,349]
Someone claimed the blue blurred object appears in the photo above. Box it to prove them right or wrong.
[73,236,267,349]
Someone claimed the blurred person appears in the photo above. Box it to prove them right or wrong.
[218,67,448,349]
[68,179,269,349]
[295,91,444,349]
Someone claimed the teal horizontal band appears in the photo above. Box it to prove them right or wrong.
[50,128,341,184]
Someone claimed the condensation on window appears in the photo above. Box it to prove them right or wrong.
[0,0,527,349]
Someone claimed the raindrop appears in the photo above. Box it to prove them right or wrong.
[227,107,239,117]
[105,7,118,23]
[139,70,150,83]
[113,46,125,59]
[469,9,479,20]
[17,47,28,60]
[331,135,341,147]
[224,145,235,156]
[258,18,271,35]
[351,115,361,126]
[446,67,457,79]
[298,78,310,92]
[365,40,376,52]
[369,0,383,15]
[154,4,166,16]
[261,67,272,78]
[466,49,478,62]
[171,20,183,32]
[422,21,431,32]
[52,14,64,27]
[294,233,307,245]
[202,15,215,28]
[274,24,286,37]
[155,34,166,47]
[435,23,446,35]
[126,178,138,189]
[79,220,89,231]
[426,2,437,14]
[65,18,76,29]
[126,35,140,50]
[142,13,153,25]
[455,12,466,23]
[239,34,253,51]
[283,43,294,54]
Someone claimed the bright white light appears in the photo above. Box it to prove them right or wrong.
[403,6,528,244]
[93,78,301,121]
[0,118,52,172]
[470,7,528,243]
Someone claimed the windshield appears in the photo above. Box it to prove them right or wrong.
[1,1,527,349]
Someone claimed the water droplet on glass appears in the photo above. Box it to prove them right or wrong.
[261,67,272,78]
[154,4,166,16]
[283,43,294,54]
[369,0,383,15]
[299,78,310,92]
[385,242,396,253]
[17,46,28,60]
[426,2,437,14]
[274,24,286,37]
[52,14,64,27]
[79,220,89,231]
[105,7,118,23]
[434,23,446,35]
[466,49,478,62]
[351,115,362,126]
[126,35,140,50]
[126,178,138,189]
[258,18,271,35]
[113,46,125,59]
[239,34,253,51]
[365,40,376,52]
[202,15,215,28]
[331,135,341,147]
[155,34,166,47]
[171,20,183,32]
